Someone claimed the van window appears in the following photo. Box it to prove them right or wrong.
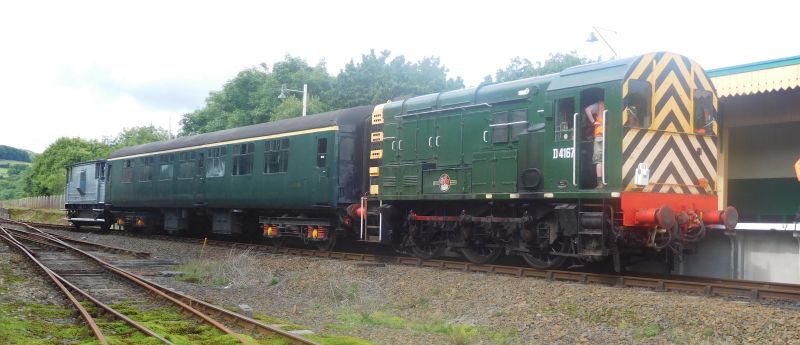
[624,80,652,128]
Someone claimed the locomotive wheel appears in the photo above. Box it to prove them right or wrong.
[520,236,570,269]
[460,245,502,265]
[408,223,446,260]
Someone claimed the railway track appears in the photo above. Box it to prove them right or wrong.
[0,220,320,345]
[10,219,800,305]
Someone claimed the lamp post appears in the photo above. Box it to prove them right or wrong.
[587,26,618,58]
[278,83,308,116]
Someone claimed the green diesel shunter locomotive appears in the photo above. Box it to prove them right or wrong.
[366,52,737,269]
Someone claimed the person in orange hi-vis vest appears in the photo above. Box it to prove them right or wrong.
[585,100,605,189]
[794,157,800,183]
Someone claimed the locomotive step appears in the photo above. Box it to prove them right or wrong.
[579,229,604,235]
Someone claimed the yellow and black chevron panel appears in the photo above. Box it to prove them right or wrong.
[622,52,718,195]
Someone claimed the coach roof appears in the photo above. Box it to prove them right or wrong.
[108,105,373,160]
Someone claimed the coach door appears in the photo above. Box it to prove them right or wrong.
[312,135,331,205]
[193,151,205,205]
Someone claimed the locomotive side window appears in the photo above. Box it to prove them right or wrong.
[232,143,255,176]
[492,111,509,143]
[624,80,652,128]
[509,109,528,141]
[121,159,133,183]
[159,154,174,180]
[205,147,227,178]
[693,90,716,136]
[555,98,575,141]
[316,138,328,167]
[264,139,289,173]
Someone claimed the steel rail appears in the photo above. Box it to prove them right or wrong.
[5,220,320,345]
[0,227,110,345]
[11,219,800,303]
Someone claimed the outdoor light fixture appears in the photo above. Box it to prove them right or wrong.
[278,83,308,116]
[587,26,618,58]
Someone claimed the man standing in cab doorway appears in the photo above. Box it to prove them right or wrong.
[585,100,605,189]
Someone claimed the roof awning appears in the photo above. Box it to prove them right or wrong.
[709,56,800,97]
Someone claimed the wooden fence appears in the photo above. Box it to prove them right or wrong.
[0,195,64,209]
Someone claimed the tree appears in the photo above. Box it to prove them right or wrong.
[332,50,464,108]
[111,125,171,149]
[0,145,32,162]
[486,51,596,84]
[23,138,112,196]
[180,56,334,135]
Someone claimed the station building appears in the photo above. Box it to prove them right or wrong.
[678,56,800,283]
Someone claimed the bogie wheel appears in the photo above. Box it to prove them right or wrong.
[520,218,571,269]
[315,233,338,251]
[460,245,503,265]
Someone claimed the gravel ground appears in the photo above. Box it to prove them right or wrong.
[45,229,800,345]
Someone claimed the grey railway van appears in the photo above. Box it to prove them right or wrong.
[64,160,111,230]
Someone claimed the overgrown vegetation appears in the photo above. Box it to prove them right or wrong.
[6,207,69,225]
[175,248,275,288]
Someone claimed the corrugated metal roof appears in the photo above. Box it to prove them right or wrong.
[708,55,800,97]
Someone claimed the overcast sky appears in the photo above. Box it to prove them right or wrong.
[1,1,797,153]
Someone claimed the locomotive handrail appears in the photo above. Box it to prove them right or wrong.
[602,109,607,185]
[482,130,488,143]
[435,136,440,147]
[394,102,491,118]
[428,137,433,147]
[572,112,578,186]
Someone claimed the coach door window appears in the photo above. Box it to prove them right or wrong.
[624,80,652,128]
[139,157,153,182]
[316,138,328,167]
[555,98,575,141]
[693,90,716,136]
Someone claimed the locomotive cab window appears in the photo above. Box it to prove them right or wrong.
[264,138,289,174]
[316,138,328,167]
[555,98,575,141]
[624,80,652,128]
[693,90,716,136]
[232,143,255,176]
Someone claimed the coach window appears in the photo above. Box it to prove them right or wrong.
[555,98,575,141]
[316,138,328,167]
[205,146,227,177]
[139,157,153,182]
[177,152,192,179]
[264,138,289,174]
[233,143,255,176]
[624,80,652,128]
[693,90,716,136]
[159,154,174,180]
[121,159,133,183]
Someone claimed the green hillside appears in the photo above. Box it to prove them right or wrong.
[0,145,33,200]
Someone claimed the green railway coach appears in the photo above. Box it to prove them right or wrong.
[105,106,373,249]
